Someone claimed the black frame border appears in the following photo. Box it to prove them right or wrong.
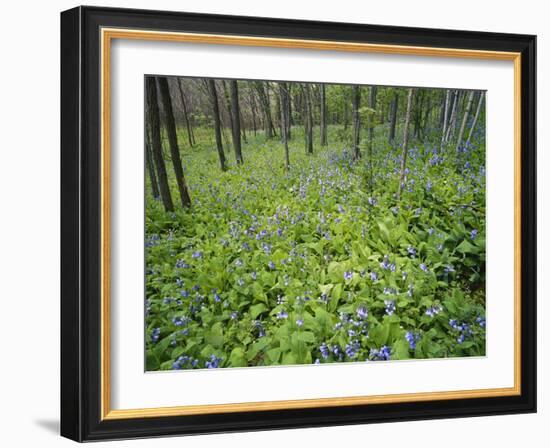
[61,5,536,442]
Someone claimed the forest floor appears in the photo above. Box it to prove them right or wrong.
[145,124,486,370]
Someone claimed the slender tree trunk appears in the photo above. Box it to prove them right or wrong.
[389,92,398,144]
[301,84,314,155]
[207,79,227,171]
[255,82,274,139]
[145,125,160,199]
[445,90,459,143]
[240,109,247,143]
[344,93,349,131]
[229,80,243,165]
[397,88,415,200]
[287,83,293,138]
[456,90,475,153]
[466,92,485,148]
[441,89,451,148]
[276,87,283,142]
[157,77,192,208]
[352,85,361,160]
[250,94,258,136]
[176,78,195,147]
[438,91,446,129]
[221,80,235,136]
[320,84,328,146]
[146,77,174,212]
[279,83,291,170]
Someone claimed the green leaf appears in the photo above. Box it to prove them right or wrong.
[249,303,268,320]
[229,347,247,367]
[205,322,224,348]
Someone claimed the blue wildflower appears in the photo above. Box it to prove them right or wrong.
[405,331,421,350]
[150,327,161,343]
[425,304,443,317]
[319,342,330,359]
[384,300,396,316]
[356,305,368,320]
[344,271,353,281]
[205,354,222,369]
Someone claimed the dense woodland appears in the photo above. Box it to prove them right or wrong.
[145,76,486,371]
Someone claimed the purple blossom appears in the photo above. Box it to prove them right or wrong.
[356,305,369,320]
[344,271,353,281]
[384,300,396,316]
[426,304,443,317]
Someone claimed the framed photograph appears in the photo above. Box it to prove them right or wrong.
[60,6,536,441]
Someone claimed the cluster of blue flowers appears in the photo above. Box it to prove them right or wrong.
[205,354,223,369]
[369,346,391,361]
[172,355,199,370]
[405,331,422,350]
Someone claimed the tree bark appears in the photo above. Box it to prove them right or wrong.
[207,79,227,171]
[279,83,291,170]
[320,84,328,146]
[145,125,160,199]
[465,92,485,148]
[352,85,361,160]
[221,80,235,136]
[146,77,174,212]
[157,77,192,208]
[397,88,415,200]
[176,78,195,147]
[229,80,243,165]
[440,89,451,148]
[302,83,314,155]
[388,92,398,144]
[255,82,275,139]
[445,90,459,143]
[455,90,475,153]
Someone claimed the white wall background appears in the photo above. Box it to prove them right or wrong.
[0,0,546,446]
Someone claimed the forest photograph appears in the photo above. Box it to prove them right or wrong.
[144,75,486,371]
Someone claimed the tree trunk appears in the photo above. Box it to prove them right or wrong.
[320,84,328,146]
[255,82,274,139]
[352,85,361,160]
[222,80,235,136]
[207,79,227,171]
[145,125,160,199]
[279,83,291,170]
[250,93,258,136]
[445,90,459,143]
[157,77,192,208]
[229,80,243,165]
[146,77,174,212]
[176,78,195,147]
[302,84,314,155]
[388,92,398,144]
[466,92,485,148]
[440,89,451,148]
[397,88,415,200]
[455,90,475,153]
[240,109,247,142]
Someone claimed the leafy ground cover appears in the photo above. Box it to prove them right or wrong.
[145,124,486,371]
